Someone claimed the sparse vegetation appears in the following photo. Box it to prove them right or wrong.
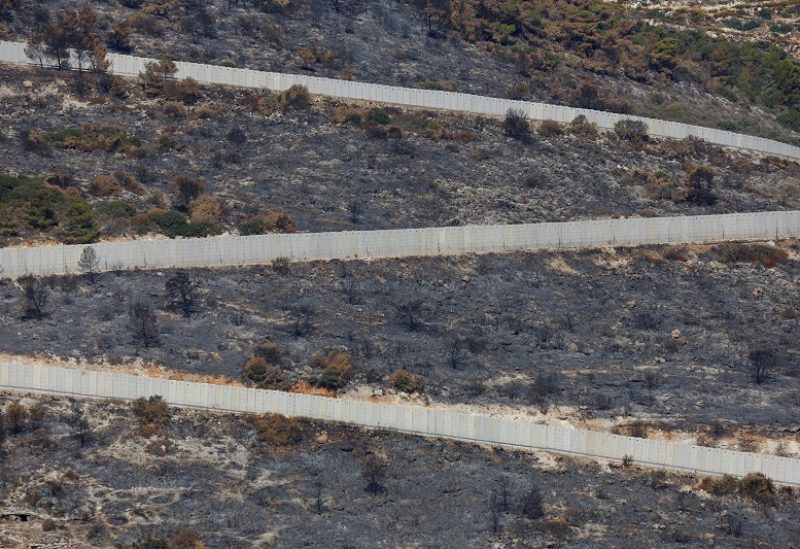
[131,395,170,436]
[504,109,532,143]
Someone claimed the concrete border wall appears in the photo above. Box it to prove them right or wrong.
[1,211,798,278]
[1,361,798,485]
[2,40,799,159]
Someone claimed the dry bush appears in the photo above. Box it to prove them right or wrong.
[44,173,74,189]
[89,174,121,197]
[194,103,223,119]
[568,115,599,139]
[388,368,424,393]
[645,171,682,201]
[239,212,294,235]
[131,395,170,436]
[5,402,29,435]
[311,349,353,390]
[715,243,788,268]
[540,517,572,538]
[173,176,204,207]
[89,172,143,197]
[700,473,777,506]
[331,107,364,126]
[504,109,531,143]
[738,473,778,506]
[159,100,186,118]
[254,341,282,363]
[170,529,206,549]
[277,85,311,111]
[272,256,291,275]
[684,165,717,205]
[255,414,304,447]
[614,119,648,141]
[189,195,222,225]
[538,119,564,137]
[663,246,689,262]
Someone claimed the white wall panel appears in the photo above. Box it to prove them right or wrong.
[2,40,798,158]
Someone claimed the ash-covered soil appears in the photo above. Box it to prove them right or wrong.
[1,393,798,548]
[1,0,796,142]
[1,65,798,243]
[2,243,799,436]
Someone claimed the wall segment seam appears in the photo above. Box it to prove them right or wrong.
[1,40,798,159]
[0,362,797,486]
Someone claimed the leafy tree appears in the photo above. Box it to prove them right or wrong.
[78,246,100,283]
[61,199,99,244]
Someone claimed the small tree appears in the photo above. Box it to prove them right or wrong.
[5,402,29,435]
[165,270,199,318]
[446,337,464,370]
[140,57,178,95]
[504,109,532,143]
[78,246,100,283]
[521,484,544,519]
[129,298,159,347]
[71,411,92,447]
[18,276,50,320]
[361,453,388,494]
[749,349,776,384]
[684,165,717,206]
[25,32,47,68]
[340,269,361,304]
[395,299,425,331]
[173,176,204,210]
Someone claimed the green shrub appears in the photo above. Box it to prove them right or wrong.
[148,209,213,238]
[238,212,293,235]
[311,349,353,390]
[388,368,424,393]
[60,200,100,244]
[0,174,99,242]
[96,200,135,219]
[0,204,19,236]
[365,107,392,126]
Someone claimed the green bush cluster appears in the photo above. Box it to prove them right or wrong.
[141,209,217,238]
[0,174,99,243]
[412,0,800,131]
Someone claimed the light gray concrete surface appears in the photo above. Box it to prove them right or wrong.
[1,361,798,485]
[2,40,799,159]
[1,211,798,278]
